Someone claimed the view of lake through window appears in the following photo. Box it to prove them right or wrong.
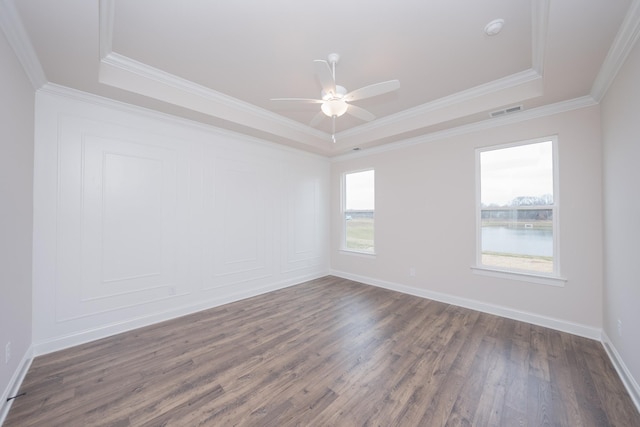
[344,169,375,253]
[479,140,555,274]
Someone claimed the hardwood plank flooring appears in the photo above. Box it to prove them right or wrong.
[5,276,640,426]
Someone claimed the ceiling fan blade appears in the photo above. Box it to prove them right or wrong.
[344,80,400,102]
[309,111,325,127]
[271,98,323,103]
[346,104,376,122]
[313,60,336,96]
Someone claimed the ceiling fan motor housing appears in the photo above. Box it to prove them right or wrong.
[322,85,347,101]
[270,53,400,140]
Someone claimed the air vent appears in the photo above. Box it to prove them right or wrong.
[490,105,522,118]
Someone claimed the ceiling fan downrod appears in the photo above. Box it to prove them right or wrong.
[270,52,400,144]
[327,53,340,84]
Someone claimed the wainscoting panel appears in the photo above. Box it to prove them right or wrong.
[53,115,188,323]
[202,152,275,290]
[32,86,330,353]
[81,135,178,301]
[281,163,327,274]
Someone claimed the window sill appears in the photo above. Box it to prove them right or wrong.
[339,249,377,258]
[471,265,567,287]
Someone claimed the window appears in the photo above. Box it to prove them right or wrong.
[476,138,559,278]
[343,169,375,254]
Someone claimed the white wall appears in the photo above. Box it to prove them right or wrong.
[331,105,604,337]
[0,29,34,408]
[601,36,640,401]
[32,86,330,354]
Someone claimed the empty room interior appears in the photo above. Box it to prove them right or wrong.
[2,0,640,425]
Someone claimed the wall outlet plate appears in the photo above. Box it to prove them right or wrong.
[617,319,623,337]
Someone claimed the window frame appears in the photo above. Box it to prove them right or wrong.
[472,136,566,286]
[340,168,376,256]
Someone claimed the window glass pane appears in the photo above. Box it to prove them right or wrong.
[345,170,374,252]
[480,141,553,207]
[479,141,554,274]
[481,209,553,273]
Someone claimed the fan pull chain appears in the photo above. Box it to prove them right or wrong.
[332,115,336,143]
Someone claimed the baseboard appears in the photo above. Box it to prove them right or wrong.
[601,331,640,414]
[16,271,639,422]
[330,270,601,340]
[33,271,327,356]
[0,345,33,426]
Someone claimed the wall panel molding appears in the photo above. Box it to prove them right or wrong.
[32,87,330,353]
[280,168,325,274]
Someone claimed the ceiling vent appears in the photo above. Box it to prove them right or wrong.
[490,105,522,118]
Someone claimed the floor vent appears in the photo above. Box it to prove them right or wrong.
[490,105,522,118]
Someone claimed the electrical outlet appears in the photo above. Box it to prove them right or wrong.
[617,319,623,337]
[409,267,416,277]
[5,341,10,364]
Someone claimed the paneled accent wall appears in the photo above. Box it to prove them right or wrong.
[32,87,329,354]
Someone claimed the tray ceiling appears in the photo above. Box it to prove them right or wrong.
[5,0,638,155]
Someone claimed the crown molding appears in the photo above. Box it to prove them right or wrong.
[532,0,550,75]
[331,0,549,147]
[99,52,330,148]
[98,0,551,151]
[99,0,115,60]
[0,0,47,89]
[97,0,330,150]
[591,0,640,101]
[38,82,330,160]
[341,68,541,133]
[335,68,543,147]
[331,95,597,161]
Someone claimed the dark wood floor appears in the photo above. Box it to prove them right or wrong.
[6,276,640,426]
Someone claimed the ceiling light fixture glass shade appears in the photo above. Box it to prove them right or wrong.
[321,100,349,117]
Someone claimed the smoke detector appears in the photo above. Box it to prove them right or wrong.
[484,19,505,36]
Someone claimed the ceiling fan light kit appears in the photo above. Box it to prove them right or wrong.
[272,53,400,142]
[321,100,348,117]
[320,84,348,117]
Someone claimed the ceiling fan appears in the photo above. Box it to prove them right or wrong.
[272,53,400,142]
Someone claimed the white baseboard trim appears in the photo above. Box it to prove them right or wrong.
[330,270,601,340]
[601,331,640,414]
[334,270,640,413]
[33,272,327,356]
[0,345,33,426]
[7,272,639,422]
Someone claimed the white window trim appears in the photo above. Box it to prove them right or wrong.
[341,168,376,255]
[471,265,567,287]
[339,249,377,258]
[473,136,566,286]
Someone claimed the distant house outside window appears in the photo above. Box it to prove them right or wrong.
[343,169,375,254]
[476,138,559,277]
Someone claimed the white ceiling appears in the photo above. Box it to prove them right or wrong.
[6,0,639,156]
